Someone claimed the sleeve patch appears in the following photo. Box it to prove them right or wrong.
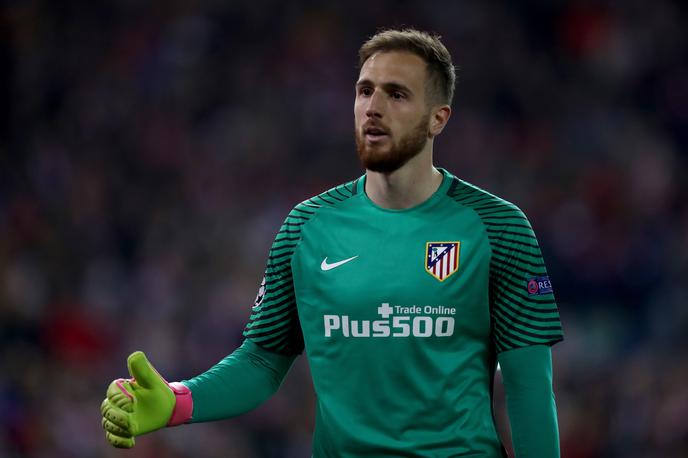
[252,276,266,311]
[526,276,553,295]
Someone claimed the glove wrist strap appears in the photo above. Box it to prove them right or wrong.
[167,382,193,426]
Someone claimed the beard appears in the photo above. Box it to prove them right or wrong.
[356,113,430,174]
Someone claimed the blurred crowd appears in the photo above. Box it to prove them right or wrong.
[1,0,687,457]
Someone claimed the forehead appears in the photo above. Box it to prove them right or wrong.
[357,51,427,91]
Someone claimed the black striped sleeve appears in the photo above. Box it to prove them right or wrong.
[242,206,309,355]
[487,205,563,352]
[450,179,563,353]
[242,180,358,355]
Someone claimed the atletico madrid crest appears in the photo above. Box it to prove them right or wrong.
[425,242,461,282]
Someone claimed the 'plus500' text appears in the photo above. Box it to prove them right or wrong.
[323,315,455,338]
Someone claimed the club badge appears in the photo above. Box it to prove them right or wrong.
[425,242,461,282]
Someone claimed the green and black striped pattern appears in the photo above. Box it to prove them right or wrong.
[448,178,564,353]
[243,180,359,354]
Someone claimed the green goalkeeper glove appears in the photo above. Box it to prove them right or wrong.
[100,351,193,448]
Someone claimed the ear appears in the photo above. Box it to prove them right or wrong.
[428,105,451,138]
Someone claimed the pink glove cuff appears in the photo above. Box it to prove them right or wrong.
[167,382,193,426]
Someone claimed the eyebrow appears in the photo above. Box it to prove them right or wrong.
[356,79,413,95]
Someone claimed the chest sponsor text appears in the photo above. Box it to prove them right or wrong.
[324,303,456,338]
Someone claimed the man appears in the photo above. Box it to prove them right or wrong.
[101,29,563,457]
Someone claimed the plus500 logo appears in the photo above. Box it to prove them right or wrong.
[323,303,455,338]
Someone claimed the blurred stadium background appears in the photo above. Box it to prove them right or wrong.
[1,0,687,457]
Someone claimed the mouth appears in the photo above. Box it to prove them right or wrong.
[363,126,390,142]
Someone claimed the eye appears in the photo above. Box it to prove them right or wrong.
[358,86,373,97]
[391,91,406,100]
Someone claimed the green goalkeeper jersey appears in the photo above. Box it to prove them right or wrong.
[243,168,563,457]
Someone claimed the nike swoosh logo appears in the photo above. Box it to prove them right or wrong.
[321,256,359,271]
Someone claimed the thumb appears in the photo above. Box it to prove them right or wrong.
[127,351,167,390]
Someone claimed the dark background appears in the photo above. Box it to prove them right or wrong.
[1,0,687,457]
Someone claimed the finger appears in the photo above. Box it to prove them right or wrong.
[106,380,134,412]
[127,351,165,390]
[102,417,133,437]
[101,400,131,430]
[106,431,136,449]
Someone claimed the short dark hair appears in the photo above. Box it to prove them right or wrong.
[358,28,456,106]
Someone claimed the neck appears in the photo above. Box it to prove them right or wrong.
[365,147,443,210]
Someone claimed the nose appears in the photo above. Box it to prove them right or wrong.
[365,90,384,119]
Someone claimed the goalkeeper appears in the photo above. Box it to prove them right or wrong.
[102,28,563,457]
